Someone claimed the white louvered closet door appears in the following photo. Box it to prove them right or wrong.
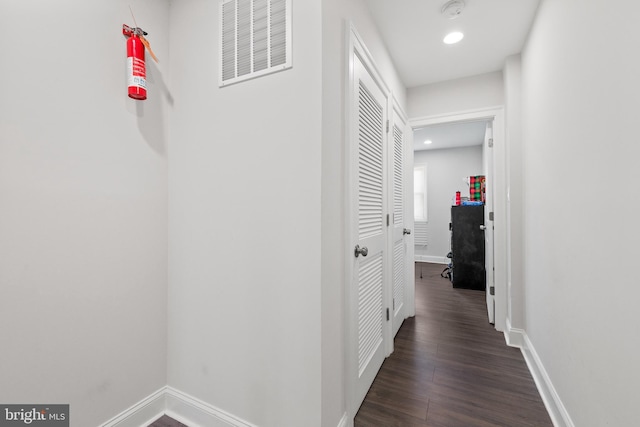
[390,106,408,338]
[351,53,388,409]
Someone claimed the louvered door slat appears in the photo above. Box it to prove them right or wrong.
[359,179,382,190]
[359,86,383,120]
[393,241,404,316]
[393,124,403,225]
[357,253,383,374]
[359,150,382,169]
[359,127,383,150]
[358,80,383,240]
[359,163,383,181]
[359,131,383,152]
[360,121,383,143]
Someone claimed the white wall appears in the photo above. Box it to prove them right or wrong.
[408,71,504,118]
[521,0,640,425]
[0,1,406,426]
[0,1,170,426]
[413,146,483,262]
[321,1,407,424]
[168,1,323,426]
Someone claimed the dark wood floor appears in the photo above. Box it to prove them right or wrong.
[149,263,551,427]
[355,262,553,427]
[148,415,187,427]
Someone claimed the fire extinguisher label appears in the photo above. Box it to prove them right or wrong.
[127,57,147,89]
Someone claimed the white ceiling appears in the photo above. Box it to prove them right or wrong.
[414,120,488,152]
[365,0,540,88]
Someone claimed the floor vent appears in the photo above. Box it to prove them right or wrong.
[220,0,292,87]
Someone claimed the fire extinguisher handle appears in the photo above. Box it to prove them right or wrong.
[122,24,148,37]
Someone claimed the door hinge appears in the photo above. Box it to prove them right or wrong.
[490,286,495,296]
[386,308,390,321]
[488,138,494,148]
[489,211,494,221]
[393,298,395,310]
[386,214,390,226]
[386,120,390,133]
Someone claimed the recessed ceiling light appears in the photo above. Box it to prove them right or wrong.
[443,32,464,44]
[424,140,433,145]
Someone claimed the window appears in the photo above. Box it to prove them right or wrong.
[414,165,427,221]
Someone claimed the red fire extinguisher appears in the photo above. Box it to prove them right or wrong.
[123,25,146,100]
[123,24,158,101]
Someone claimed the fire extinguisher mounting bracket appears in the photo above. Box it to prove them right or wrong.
[122,24,148,37]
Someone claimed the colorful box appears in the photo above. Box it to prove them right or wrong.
[469,175,486,203]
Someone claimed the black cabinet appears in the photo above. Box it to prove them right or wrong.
[451,205,485,290]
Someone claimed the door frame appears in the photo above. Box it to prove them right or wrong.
[483,122,496,324]
[409,107,507,332]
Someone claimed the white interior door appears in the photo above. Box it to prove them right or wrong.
[350,52,389,410]
[404,123,415,319]
[483,122,495,324]
[390,104,408,337]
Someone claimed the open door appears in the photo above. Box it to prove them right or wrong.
[483,122,495,324]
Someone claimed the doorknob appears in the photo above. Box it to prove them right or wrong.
[354,245,368,258]
[403,228,412,235]
[480,225,487,231]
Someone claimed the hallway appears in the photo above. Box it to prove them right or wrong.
[354,263,553,427]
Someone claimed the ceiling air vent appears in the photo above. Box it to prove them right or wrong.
[220,0,292,87]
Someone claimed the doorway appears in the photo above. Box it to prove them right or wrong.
[409,107,506,332]
[412,120,490,264]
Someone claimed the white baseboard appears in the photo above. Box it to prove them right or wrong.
[165,387,258,427]
[100,386,257,427]
[518,333,575,427]
[101,386,350,427]
[100,387,166,427]
[337,412,350,427]
[503,318,525,348]
[414,255,448,264]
